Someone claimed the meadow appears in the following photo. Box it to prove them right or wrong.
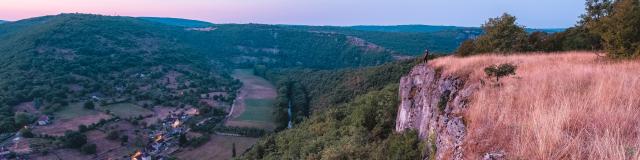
[431,52,640,159]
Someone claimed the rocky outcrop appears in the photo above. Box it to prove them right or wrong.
[396,64,478,160]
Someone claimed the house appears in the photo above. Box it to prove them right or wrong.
[37,115,50,126]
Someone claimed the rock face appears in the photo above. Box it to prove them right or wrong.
[396,64,477,160]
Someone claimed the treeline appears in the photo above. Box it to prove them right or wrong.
[457,0,640,59]
[241,85,425,160]
[254,59,419,130]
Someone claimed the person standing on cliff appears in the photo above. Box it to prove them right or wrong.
[422,49,430,63]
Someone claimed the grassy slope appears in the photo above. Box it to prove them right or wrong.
[430,52,640,159]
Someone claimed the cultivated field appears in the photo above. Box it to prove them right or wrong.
[101,103,153,118]
[430,52,640,159]
[226,69,278,130]
[33,102,111,136]
[174,135,258,160]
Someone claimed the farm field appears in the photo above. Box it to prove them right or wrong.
[174,135,258,160]
[235,99,275,122]
[55,102,101,120]
[225,69,278,130]
[32,102,112,136]
[101,103,153,118]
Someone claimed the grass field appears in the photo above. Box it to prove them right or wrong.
[33,102,111,136]
[234,99,275,122]
[431,52,640,159]
[101,103,153,118]
[174,135,258,160]
[55,102,101,120]
[226,69,278,130]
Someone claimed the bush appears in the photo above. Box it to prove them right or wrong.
[83,101,95,110]
[484,63,517,82]
[19,127,34,138]
[62,131,87,148]
[78,125,88,132]
[80,143,97,154]
[106,130,120,140]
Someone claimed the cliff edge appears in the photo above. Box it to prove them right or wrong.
[396,63,478,160]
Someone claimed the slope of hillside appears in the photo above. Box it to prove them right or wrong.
[282,25,480,54]
[0,14,239,132]
[398,52,640,159]
[180,23,395,69]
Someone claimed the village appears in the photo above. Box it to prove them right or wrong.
[0,69,275,160]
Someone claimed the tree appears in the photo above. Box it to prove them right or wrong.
[14,112,33,127]
[591,0,640,58]
[484,63,517,82]
[78,124,88,132]
[83,101,95,110]
[80,143,97,154]
[62,131,87,148]
[581,0,614,26]
[107,130,120,140]
[179,134,188,146]
[232,142,237,157]
[456,13,529,56]
[19,127,34,138]
[120,135,129,144]
[455,40,476,56]
[474,13,529,53]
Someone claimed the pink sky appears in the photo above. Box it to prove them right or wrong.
[0,0,585,28]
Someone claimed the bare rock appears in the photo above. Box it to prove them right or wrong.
[396,64,477,160]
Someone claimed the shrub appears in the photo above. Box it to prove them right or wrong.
[62,131,87,148]
[106,130,120,140]
[80,143,97,154]
[484,63,517,82]
[83,101,95,110]
[19,127,34,138]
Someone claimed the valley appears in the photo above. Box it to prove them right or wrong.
[1,0,639,158]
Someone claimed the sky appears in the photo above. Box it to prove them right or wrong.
[0,0,586,28]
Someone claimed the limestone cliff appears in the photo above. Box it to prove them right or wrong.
[395,63,478,160]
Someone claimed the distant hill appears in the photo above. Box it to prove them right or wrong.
[281,25,482,54]
[349,25,565,33]
[349,25,474,33]
[139,17,213,27]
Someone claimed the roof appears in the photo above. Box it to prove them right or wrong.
[37,115,49,121]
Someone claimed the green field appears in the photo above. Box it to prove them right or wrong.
[55,102,101,120]
[235,99,275,122]
[101,103,153,118]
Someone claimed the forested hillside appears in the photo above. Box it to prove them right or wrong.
[242,85,424,160]
[139,17,214,27]
[0,14,239,132]
[0,13,443,134]
[282,25,481,54]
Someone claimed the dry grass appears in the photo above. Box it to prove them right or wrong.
[430,52,640,159]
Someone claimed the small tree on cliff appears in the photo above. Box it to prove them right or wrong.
[484,63,517,82]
